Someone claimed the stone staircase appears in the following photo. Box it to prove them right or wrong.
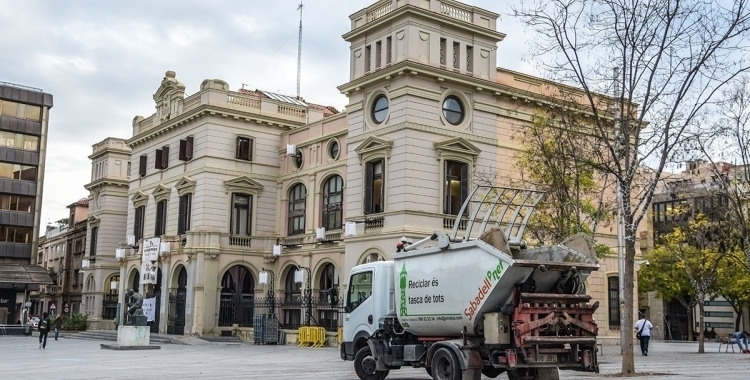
[65,330,189,345]
[196,335,243,343]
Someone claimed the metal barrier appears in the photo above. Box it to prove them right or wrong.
[297,326,326,347]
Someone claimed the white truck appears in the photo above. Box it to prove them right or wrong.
[340,187,600,380]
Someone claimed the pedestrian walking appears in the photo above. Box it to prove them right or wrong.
[38,312,51,349]
[635,316,653,356]
[53,313,63,340]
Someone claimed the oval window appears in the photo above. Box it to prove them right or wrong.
[442,96,464,125]
[294,149,304,169]
[328,140,340,160]
[371,95,389,124]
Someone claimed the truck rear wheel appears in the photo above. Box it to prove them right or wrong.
[431,348,461,380]
[354,346,389,380]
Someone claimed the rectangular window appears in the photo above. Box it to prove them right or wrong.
[375,41,382,69]
[89,227,98,257]
[452,41,460,69]
[608,276,620,328]
[178,193,192,235]
[347,271,373,313]
[154,199,167,236]
[179,136,194,161]
[288,185,307,236]
[444,161,469,216]
[364,159,384,214]
[466,45,473,73]
[0,164,38,182]
[138,155,147,177]
[365,45,372,72]
[0,100,19,118]
[386,37,392,64]
[155,145,169,169]
[704,311,734,318]
[440,38,446,65]
[25,104,41,121]
[231,194,252,235]
[133,206,145,243]
[235,137,253,161]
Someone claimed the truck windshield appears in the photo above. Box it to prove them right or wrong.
[347,271,373,313]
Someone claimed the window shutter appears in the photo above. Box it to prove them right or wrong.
[364,162,373,214]
[247,139,253,161]
[139,155,147,176]
[444,161,450,214]
[179,139,187,161]
[161,146,169,169]
[460,163,469,216]
[186,136,193,160]
[178,194,191,235]
[155,202,163,236]
[155,149,163,169]
[134,206,143,241]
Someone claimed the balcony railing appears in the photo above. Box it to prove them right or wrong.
[364,217,384,231]
[443,217,468,231]
[229,235,252,247]
[440,2,471,23]
[367,1,392,22]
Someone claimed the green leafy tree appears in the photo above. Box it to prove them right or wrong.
[514,110,614,255]
[713,250,750,331]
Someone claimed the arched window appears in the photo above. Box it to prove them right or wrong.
[288,184,306,235]
[218,265,255,327]
[132,270,140,292]
[322,176,343,230]
[318,263,340,331]
[282,266,302,329]
[318,263,338,297]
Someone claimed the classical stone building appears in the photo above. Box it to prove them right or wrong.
[82,0,647,342]
[0,82,53,325]
[34,198,88,317]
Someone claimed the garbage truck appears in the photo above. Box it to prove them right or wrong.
[340,187,600,380]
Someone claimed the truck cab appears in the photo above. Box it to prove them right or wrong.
[341,262,395,361]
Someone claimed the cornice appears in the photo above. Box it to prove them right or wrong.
[88,147,131,160]
[126,104,305,148]
[388,84,441,102]
[128,165,277,195]
[84,178,130,191]
[343,4,505,42]
[348,121,497,145]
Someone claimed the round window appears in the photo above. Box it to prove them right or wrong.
[294,149,303,169]
[371,95,389,124]
[328,140,340,160]
[442,96,464,125]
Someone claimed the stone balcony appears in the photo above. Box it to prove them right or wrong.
[350,0,498,31]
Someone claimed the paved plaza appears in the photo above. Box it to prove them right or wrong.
[2,336,750,379]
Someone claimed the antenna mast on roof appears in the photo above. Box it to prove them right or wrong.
[296,2,304,99]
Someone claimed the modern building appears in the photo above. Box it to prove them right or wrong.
[81,0,647,342]
[0,81,53,325]
[33,198,88,318]
[642,160,743,339]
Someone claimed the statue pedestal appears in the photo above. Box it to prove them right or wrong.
[101,326,160,350]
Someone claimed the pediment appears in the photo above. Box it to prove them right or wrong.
[174,176,197,196]
[151,184,171,201]
[434,137,481,163]
[131,191,149,208]
[87,214,101,227]
[354,136,393,163]
[224,176,264,194]
[153,71,186,104]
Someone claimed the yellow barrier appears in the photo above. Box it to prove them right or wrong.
[338,327,343,344]
[297,326,327,347]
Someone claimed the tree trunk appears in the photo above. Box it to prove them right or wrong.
[736,312,742,332]
[698,302,705,353]
[687,308,694,342]
[621,238,636,375]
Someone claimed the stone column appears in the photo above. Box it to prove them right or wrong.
[191,252,206,335]
[203,254,219,335]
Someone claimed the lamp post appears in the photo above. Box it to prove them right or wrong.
[295,265,312,326]
[260,268,275,315]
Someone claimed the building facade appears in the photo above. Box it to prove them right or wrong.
[0,81,53,324]
[34,199,88,318]
[82,0,646,342]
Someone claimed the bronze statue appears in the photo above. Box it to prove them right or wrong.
[126,289,146,326]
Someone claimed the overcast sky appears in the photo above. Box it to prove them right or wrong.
[0,0,535,232]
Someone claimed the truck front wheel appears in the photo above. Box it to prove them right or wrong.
[431,348,461,380]
[354,346,389,380]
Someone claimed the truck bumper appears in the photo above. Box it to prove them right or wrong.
[340,341,356,361]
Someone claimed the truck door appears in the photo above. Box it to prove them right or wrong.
[345,269,376,339]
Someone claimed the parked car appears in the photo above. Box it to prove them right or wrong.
[30,317,39,328]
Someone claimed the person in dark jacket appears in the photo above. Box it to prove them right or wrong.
[53,313,63,340]
[38,312,51,349]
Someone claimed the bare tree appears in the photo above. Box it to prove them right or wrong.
[513,0,750,374]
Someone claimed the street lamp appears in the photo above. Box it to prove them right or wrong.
[295,265,312,326]
[260,268,276,315]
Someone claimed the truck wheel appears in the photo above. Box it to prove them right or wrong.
[354,346,389,380]
[431,348,461,380]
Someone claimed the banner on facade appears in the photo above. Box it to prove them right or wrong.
[142,237,161,262]
[141,262,158,285]
[142,297,156,322]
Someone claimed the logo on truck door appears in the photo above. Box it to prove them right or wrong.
[464,259,506,321]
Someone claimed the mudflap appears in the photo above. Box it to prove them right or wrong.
[459,348,483,380]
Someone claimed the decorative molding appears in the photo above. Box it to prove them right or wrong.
[131,191,149,208]
[128,166,277,196]
[419,31,430,41]
[345,101,363,113]
[224,175,264,194]
[388,85,441,101]
[348,121,497,145]
[354,136,393,163]
[87,215,101,228]
[474,101,533,122]
[396,30,405,40]
[151,184,171,202]
[434,137,482,165]
[174,176,197,196]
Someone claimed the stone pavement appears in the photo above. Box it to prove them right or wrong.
[2,336,749,379]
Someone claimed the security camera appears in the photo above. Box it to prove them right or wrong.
[639,260,650,267]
